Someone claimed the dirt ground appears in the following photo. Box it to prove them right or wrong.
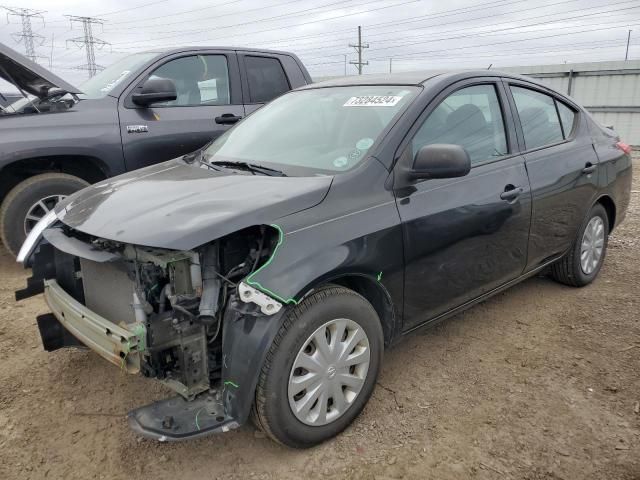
[0,160,639,480]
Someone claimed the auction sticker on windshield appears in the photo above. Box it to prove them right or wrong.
[344,95,402,107]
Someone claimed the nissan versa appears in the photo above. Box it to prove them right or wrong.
[17,71,632,448]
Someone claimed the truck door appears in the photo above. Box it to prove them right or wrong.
[237,53,297,115]
[118,51,244,171]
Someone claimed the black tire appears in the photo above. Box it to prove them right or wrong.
[550,203,609,287]
[0,173,89,256]
[252,285,384,448]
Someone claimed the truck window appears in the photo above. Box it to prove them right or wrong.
[150,55,230,106]
[245,56,290,103]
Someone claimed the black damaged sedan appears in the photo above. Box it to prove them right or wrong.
[17,71,632,447]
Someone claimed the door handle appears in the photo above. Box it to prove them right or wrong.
[215,113,242,125]
[500,185,523,201]
[582,162,597,174]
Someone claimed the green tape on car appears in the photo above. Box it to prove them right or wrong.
[245,224,298,305]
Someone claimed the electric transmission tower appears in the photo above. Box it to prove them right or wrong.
[349,26,369,75]
[2,6,47,63]
[65,15,110,78]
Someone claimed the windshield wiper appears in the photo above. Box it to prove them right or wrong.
[206,160,287,177]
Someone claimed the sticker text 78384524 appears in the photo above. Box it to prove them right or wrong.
[343,95,403,107]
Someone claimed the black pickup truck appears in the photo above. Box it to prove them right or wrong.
[0,43,311,255]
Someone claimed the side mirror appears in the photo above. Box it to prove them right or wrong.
[410,144,471,180]
[132,78,177,107]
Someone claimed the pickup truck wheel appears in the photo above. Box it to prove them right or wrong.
[0,173,89,256]
[550,203,609,287]
[252,285,383,448]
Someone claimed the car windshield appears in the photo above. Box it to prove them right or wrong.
[78,52,158,99]
[5,95,34,112]
[203,86,419,175]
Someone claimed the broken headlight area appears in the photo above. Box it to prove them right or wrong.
[18,224,282,439]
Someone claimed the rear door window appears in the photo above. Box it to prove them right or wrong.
[510,86,564,149]
[556,101,576,138]
[245,56,290,103]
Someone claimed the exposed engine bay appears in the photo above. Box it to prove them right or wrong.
[0,93,76,115]
[17,223,285,439]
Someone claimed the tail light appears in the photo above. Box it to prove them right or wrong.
[615,141,632,155]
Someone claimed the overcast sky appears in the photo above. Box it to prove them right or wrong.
[1,0,639,89]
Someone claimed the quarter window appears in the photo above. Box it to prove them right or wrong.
[149,55,230,106]
[412,84,508,165]
[511,86,563,149]
[245,56,290,103]
[556,101,576,137]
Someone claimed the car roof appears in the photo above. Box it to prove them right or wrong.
[305,70,545,88]
[139,46,298,57]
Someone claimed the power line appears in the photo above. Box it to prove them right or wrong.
[349,26,369,75]
[109,0,527,49]
[368,22,640,63]
[96,0,172,17]
[286,0,597,54]
[1,6,47,63]
[305,39,639,72]
[297,1,640,60]
[109,0,420,47]
[107,0,377,32]
[363,3,640,56]
[65,15,110,78]
[265,0,534,50]
[304,22,640,67]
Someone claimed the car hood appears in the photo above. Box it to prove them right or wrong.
[0,43,82,98]
[54,158,333,250]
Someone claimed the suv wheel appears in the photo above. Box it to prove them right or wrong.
[252,285,384,448]
[550,203,609,287]
[0,173,89,256]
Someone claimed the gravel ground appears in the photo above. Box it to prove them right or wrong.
[0,158,638,480]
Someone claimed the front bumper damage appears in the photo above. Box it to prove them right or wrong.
[19,224,288,441]
[44,279,145,373]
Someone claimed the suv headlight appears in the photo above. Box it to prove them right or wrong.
[17,210,57,263]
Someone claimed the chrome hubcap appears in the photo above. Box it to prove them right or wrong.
[580,216,605,275]
[288,318,370,426]
[24,195,66,235]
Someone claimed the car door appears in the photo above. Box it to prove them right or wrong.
[118,51,245,171]
[237,53,294,115]
[504,80,600,270]
[393,79,532,330]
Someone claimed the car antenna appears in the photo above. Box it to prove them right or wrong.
[487,63,493,70]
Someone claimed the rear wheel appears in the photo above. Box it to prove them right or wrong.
[252,285,383,448]
[550,203,609,287]
[0,173,89,256]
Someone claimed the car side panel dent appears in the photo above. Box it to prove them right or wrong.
[243,160,405,337]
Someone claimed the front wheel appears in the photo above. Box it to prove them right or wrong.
[551,203,609,287]
[0,173,89,256]
[252,285,384,448]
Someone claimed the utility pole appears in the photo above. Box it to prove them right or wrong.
[389,58,393,73]
[625,29,632,61]
[65,15,110,78]
[342,54,347,76]
[348,25,369,75]
[2,6,46,63]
